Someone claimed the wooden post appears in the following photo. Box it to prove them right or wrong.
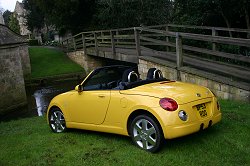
[101,32,104,43]
[110,31,116,59]
[176,32,183,69]
[66,39,69,51]
[212,27,217,51]
[82,33,87,55]
[94,32,99,56]
[134,27,141,57]
[73,38,76,50]
[166,25,170,52]
[116,30,119,43]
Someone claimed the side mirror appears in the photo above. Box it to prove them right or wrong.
[75,85,83,92]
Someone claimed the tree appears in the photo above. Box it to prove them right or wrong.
[172,0,250,29]
[23,0,44,31]
[172,0,215,26]
[23,0,250,36]
[239,0,250,30]
[3,10,12,26]
[9,13,20,34]
[24,0,96,34]
[93,0,173,29]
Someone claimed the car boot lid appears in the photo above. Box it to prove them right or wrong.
[120,81,213,104]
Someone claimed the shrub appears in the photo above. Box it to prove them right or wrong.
[28,39,39,46]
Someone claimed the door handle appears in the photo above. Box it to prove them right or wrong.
[98,95,105,98]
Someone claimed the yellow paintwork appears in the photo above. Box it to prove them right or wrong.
[47,72,221,139]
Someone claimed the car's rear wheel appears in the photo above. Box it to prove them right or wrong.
[48,108,66,133]
[130,115,164,152]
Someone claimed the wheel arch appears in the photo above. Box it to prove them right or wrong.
[47,105,66,123]
[48,105,61,113]
[126,109,163,136]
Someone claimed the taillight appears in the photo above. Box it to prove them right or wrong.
[159,98,178,111]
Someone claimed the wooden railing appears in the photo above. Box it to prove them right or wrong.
[62,24,250,83]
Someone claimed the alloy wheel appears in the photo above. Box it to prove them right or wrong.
[49,109,66,133]
[130,115,163,152]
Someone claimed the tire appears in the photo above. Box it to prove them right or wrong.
[130,115,164,153]
[48,108,67,133]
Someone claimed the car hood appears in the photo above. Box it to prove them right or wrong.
[120,81,213,104]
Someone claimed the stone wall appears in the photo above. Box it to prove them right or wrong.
[19,44,31,78]
[0,25,31,78]
[139,57,250,102]
[139,58,177,80]
[67,50,104,74]
[0,24,30,114]
[0,46,27,114]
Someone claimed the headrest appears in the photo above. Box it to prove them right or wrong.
[147,68,163,80]
[122,68,139,83]
[128,71,139,83]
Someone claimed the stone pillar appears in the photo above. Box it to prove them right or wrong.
[0,47,27,114]
[0,24,30,114]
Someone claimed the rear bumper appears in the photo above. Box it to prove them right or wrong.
[163,112,222,139]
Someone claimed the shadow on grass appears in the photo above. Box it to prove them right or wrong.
[161,127,221,153]
[67,128,131,143]
[63,124,222,153]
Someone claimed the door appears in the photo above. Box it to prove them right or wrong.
[68,90,110,124]
[67,67,122,125]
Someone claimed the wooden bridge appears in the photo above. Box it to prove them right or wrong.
[62,24,250,87]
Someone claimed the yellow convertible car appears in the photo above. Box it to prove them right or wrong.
[47,65,221,152]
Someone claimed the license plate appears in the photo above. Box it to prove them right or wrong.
[196,103,207,118]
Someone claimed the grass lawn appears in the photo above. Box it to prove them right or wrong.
[29,46,85,79]
[0,100,249,166]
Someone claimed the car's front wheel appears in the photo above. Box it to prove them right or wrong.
[130,115,164,152]
[48,108,66,133]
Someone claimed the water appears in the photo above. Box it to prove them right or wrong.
[33,86,64,116]
[30,80,79,116]
[0,80,79,121]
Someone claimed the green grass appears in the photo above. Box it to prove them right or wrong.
[0,100,249,166]
[29,47,85,79]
